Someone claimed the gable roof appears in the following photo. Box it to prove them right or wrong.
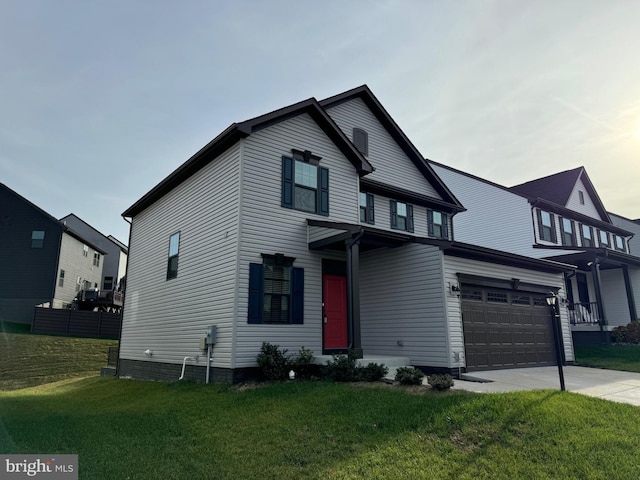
[123,97,374,218]
[320,85,464,211]
[509,167,611,222]
[60,213,128,254]
[0,183,107,254]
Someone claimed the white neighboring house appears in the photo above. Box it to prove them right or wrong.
[118,86,574,383]
[431,162,639,346]
[60,214,128,291]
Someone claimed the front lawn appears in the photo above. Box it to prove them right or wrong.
[574,344,640,373]
[2,378,640,479]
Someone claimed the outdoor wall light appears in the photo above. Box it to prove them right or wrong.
[545,293,557,306]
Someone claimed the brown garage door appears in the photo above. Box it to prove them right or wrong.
[462,286,555,371]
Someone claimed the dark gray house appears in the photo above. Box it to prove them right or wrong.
[0,183,106,325]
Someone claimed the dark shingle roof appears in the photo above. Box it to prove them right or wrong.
[509,167,583,206]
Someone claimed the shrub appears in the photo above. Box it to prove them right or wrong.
[256,342,291,380]
[324,351,359,382]
[611,321,640,344]
[292,347,316,379]
[395,366,424,385]
[428,374,454,391]
[358,363,389,382]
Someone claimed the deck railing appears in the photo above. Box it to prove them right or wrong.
[567,302,601,325]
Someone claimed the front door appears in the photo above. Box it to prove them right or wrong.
[323,274,348,349]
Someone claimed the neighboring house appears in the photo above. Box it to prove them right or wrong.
[119,85,574,383]
[0,183,106,324]
[431,163,639,345]
[60,214,128,291]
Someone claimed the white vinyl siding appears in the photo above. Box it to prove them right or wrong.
[235,113,360,367]
[120,143,241,369]
[610,213,640,257]
[326,97,442,198]
[443,255,574,366]
[360,243,449,367]
[600,269,635,328]
[566,178,603,220]
[431,164,536,256]
[52,232,103,308]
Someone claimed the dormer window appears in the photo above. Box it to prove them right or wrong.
[537,210,557,243]
[598,230,610,248]
[614,235,626,252]
[353,128,368,156]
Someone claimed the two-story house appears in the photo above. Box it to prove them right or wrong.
[0,183,106,325]
[60,214,128,292]
[118,86,575,383]
[431,163,639,346]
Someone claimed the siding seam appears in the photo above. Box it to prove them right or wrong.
[231,139,245,369]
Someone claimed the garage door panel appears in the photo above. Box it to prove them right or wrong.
[462,286,555,371]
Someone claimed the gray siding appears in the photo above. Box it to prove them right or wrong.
[566,178,602,220]
[610,213,640,256]
[120,143,241,369]
[360,243,449,367]
[53,232,103,308]
[443,255,574,366]
[326,98,441,198]
[431,165,536,256]
[601,268,636,328]
[235,113,360,367]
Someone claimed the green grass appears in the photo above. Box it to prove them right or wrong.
[1,379,640,479]
[574,344,640,373]
[0,332,117,391]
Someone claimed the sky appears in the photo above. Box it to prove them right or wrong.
[2,0,639,245]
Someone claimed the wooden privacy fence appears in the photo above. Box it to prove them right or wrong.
[32,307,121,339]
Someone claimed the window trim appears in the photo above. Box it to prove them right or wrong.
[580,224,594,248]
[83,245,89,257]
[281,153,329,216]
[167,231,181,280]
[614,235,626,252]
[537,209,557,243]
[359,192,375,224]
[578,190,585,205]
[58,269,65,288]
[427,209,449,239]
[390,200,414,233]
[598,229,610,248]
[560,217,576,247]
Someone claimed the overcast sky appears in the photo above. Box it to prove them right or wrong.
[2,0,639,244]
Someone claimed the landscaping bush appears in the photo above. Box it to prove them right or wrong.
[611,321,640,344]
[256,342,291,380]
[324,351,359,382]
[428,374,454,391]
[358,362,389,382]
[395,366,424,385]
[292,346,316,379]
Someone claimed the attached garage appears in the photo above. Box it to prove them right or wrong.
[461,285,555,371]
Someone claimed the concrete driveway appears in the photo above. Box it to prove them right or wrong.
[453,366,640,407]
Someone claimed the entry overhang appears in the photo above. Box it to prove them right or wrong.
[307,219,413,252]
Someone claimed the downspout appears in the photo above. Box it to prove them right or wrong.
[115,215,133,377]
[345,228,364,357]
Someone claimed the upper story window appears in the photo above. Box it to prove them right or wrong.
[537,210,557,243]
[359,192,374,224]
[561,217,576,246]
[353,128,368,156]
[390,200,414,233]
[103,276,114,290]
[578,191,585,205]
[614,235,626,252]
[93,252,101,267]
[598,230,610,248]
[580,224,594,247]
[428,209,449,239]
[167,232,180,280]
[58,269,65,288]
[31,230,45,248]
[83,245,89,257]
[248,255,304,325]
[281,152,329,216]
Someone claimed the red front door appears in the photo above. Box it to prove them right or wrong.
[323,274,348,349]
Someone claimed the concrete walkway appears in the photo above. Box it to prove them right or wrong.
[453,366,640,407]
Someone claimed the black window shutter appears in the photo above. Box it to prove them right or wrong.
[427,209,434,236]
[536,209,544,241]
[248,263,264,324]
[407,204,414,233]
[560,216,566,245]
[442,213,449,239]
[291,267,304,324]
[318,167,329,216]
[366,193,375,224]
[550,214,557,243]
[390,201,398,229]
[281,156,293,208]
